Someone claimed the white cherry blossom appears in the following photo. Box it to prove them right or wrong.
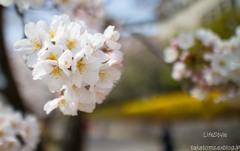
[163,47,178,63]
[71,51,101,87]
[14,21,50,67]
[103,26,121,50]
[172,62,186,81]
[15,14,123,115]
[177,33,194,50]
[0,100,40,151]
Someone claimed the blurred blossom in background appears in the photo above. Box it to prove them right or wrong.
[1,0,240,151]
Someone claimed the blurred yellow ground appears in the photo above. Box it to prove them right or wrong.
[91,92,240,120]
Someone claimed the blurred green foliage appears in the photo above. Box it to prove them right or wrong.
[203,7,240,39]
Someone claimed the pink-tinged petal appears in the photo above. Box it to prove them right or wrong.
[14,39,33,54]
[94,50,108,63]
[91,33,105,49]
[110,68,121,81]
[104,26,114,39]
[106,40,121,50]
[77,102,96,113]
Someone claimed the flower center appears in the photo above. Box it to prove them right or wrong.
[58,99,65,107]
[72,84,80,91]
[32,39,43,50]
[49,29,56,39]
[47,53,58,60]
[77,60,86,74]
[99,71,107,81]
[67,38,77,50]
[49,66,62,79]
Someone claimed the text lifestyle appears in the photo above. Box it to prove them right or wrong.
[203,132,227,138]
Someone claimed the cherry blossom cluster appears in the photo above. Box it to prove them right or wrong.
[14,14,123,115]
[163,28,240,101]
[0,0,43,10]
[0,101,40,151]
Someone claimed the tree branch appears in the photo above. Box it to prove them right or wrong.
[0,6,27,113]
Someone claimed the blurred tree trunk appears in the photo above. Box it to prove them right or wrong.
[0,6,27,113]
[62,113,86,151]
[161,124,174,151]
[0,6,44,151]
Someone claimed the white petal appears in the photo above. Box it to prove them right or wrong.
[32,60,56,80]
[45,76,64,93]
[44,98,61,114]
[71,72,83,87]
[91,33,105,49]
[83,71,99,85]
[14,39,33,54]
[106,40,121,50]
[60,102,78,116]
[27,53,38,67]
[59,50,73,69]
[25,22,38,40]
[104,26,114,39]
[60,66,70,77]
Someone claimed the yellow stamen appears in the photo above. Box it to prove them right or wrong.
[72,84,78,91]
[58,99,65,107]
[49,29,56,39]
[32,39,43,50]
[77,60,86,74]
[49,66,62,79]
[47,53,58,60]
[99,71,107,81]
[67,38,77,50]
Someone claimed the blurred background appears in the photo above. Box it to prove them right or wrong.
[1,0,240,151]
